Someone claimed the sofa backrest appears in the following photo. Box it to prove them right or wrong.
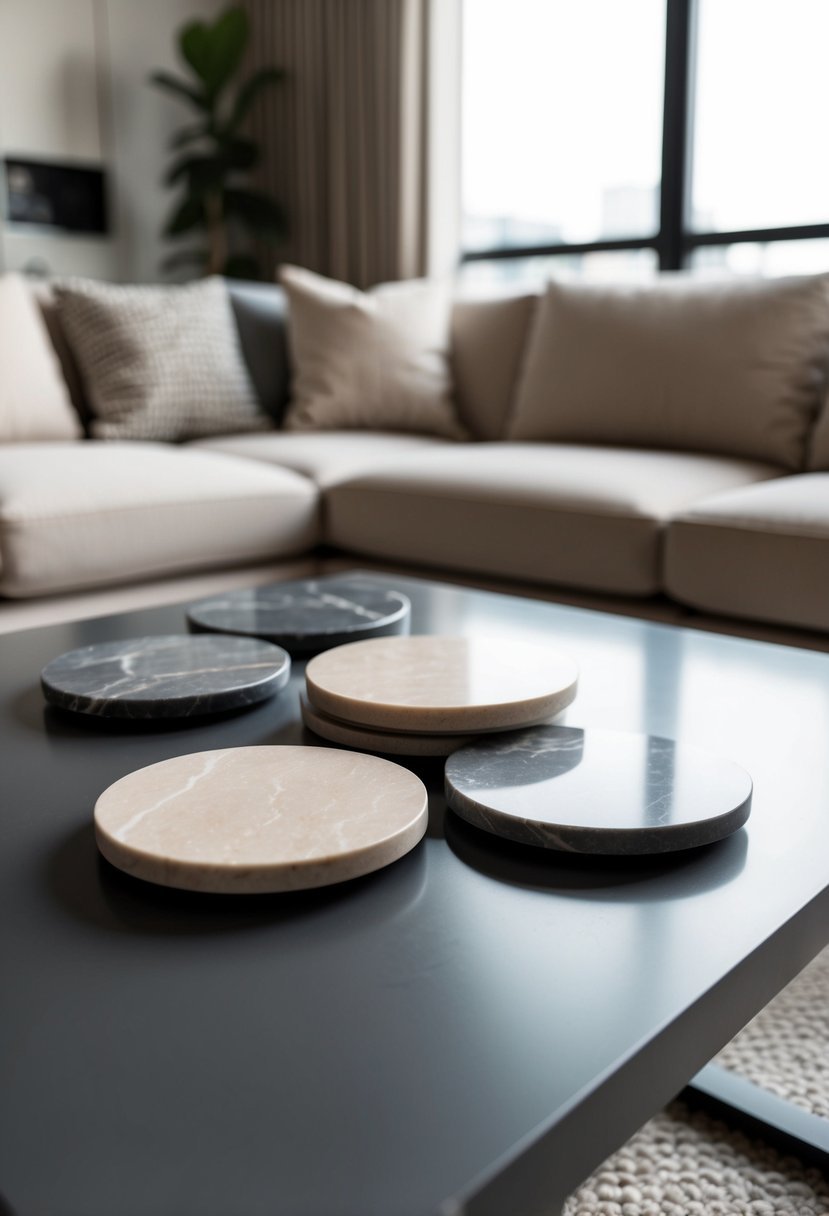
[451,292,537,439]
[226,279,292,423]
[33,277,539,441]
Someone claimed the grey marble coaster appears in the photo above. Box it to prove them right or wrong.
[186,577,411,653]
[41,635,291,719]
[94,745,428,893]
[300,694,478,756]
[445,725,752,855]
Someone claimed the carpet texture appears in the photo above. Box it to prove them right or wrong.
[562,946,829,1215]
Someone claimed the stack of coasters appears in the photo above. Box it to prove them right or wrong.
[187,576,411,654]
[301,635,579,756]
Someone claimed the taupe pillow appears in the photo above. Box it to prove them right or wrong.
[451,292,538,439]
[0,273,82,442]
[55,277,269,441]
[280,265,465,439]
[509,275,829,470]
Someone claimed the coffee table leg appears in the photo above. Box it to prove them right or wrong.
[682,1063,829,1169]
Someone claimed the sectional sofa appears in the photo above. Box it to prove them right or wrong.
[3,276,829,646]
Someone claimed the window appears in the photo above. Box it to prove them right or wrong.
[461,0,829,282]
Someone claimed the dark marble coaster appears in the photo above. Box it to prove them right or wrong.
[41,635,291,719]
[186,577,411,653]
[445,725,752,855]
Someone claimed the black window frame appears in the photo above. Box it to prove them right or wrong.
[460,0,829,275]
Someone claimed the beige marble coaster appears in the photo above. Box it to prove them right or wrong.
[94,746,428,894]
[305,635,578,733]
[300,694,477,756]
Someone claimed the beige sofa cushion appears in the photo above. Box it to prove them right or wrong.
[54,277,269,441]
[0,274,82,442]
[0,443,319,597]
[451,293,537,439]
[509,275,829,470]
[192,431,453,486]
[325,443,780,596]
[665,474,829,632]
[280,265,465,439]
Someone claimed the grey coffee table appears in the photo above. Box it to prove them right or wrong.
[1,572,828,1216]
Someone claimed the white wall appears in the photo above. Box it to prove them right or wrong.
[0,0,222,282]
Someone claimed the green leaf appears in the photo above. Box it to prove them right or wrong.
[163,194,207,238]
[179,7,249,97]
[180,22,212,85]
[164,154,226,193]
[228,66,284,131]
[223,189,284,239]
[223,137,259,170]
[161,247,210,273]
[149,69,208,111]
[165,141,257,196]
[222,253,261,280]
[169,122,210,150]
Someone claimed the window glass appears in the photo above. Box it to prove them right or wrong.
[688,240,829,278]
[690,0,829,232]
[462,0,666,253]
[458,249,659,293]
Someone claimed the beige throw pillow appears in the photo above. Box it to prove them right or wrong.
[0,273,82,442]
[508,274,829,470]
[55,277,269,441]
[280,265,465,438]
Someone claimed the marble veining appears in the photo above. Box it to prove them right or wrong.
[187,576,411,652]
[445,725,752,855]
[94,745,428,893]
[305,635,579,733]
[41,634,290,719]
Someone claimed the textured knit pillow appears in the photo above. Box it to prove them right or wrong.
[280,265,465,438]
[0,273,82,442]
[509,274,829,470]
[54,277,269,441]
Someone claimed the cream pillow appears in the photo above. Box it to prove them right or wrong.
[55,277,269,441]
[509,274,829,470]
[0,273,82,442]
[280,265,465,438]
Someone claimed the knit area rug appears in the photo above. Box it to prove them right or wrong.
[561,946,829,1215]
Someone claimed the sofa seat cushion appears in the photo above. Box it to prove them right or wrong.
[192,431,454,486]
[0,443,319,597]
[665,474,829,631]
[325,444,781,596]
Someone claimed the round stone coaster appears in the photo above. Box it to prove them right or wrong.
[41,635,290,719]
[94,745,428,893]
[305,636,578,734]
[186,578,411,653]
[445,725,752,855]
[300,693,478,756]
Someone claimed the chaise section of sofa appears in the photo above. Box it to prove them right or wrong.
[665,473,829,633]
[0,442,319,598]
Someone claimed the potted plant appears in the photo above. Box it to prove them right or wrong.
[150,5,284,279]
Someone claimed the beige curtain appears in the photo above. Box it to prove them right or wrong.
[243,0,460,288]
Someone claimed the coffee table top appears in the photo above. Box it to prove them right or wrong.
[2,571,829,1216]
